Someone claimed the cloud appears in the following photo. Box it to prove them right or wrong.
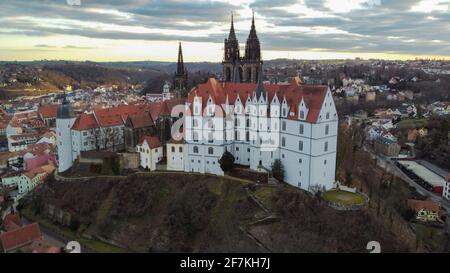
[1,0,450,58]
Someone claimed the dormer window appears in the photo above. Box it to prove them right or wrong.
[299,111,305,119]
[282,108,286,116]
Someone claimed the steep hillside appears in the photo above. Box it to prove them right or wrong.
[24,173,412,253]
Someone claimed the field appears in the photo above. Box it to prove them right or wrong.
[322,190,366,206]
[396,118,427,130]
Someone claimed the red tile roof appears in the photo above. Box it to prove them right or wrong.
[72,103,164,130]
[71,113,98,131]
[38,105,58,119]
[0,223,41,252]
[407,199,440,213]
[138,135,161,149]
[187,77,328,123]
[2,213,22,232]
[127,113,154,128]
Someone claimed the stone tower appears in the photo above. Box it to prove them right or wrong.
[242,11,262,83]
[56,93,76,173]
[222,11,262,83]
[223,13,241,82]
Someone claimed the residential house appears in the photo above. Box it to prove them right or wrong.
[166,138,184,171]
[443,173,450,201]
[136,136,163,171]
[407,199,442,222]
[17,164,55,198]
[38,105,58,127]
[7,133,39,152]
[374,136,401,157]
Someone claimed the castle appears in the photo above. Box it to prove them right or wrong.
[56,14,338,192]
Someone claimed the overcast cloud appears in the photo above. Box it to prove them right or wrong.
[1,0,450,60]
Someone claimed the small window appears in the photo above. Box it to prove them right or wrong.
[282,137,286,147]
[171,146,175,153]
[282,121,286,131]
[299,111,305,119]
[324,160,327,165]
[299,124,304,134]
[179,147,183,153]
[208,147,214,154]
[282,154,285,159]
[325,124,329,135]
[326,112,330,119]
[299,141,303,151]
[236,147,239,151]
[193,146,199,153]
[299,158,302,164]
[324,141,329,152]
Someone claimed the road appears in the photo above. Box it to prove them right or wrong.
[372,152,450,212]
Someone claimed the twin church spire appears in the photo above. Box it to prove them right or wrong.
[223,11,262,83]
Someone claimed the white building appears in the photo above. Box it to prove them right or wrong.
[183,72,338,192]
[56,95,76,172]
[444,174,450,201]
[167,138,184,171]
[136,135,163,171]
[56,103,158,172]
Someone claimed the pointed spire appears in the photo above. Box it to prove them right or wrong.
[256,65,265,100]
[177,42,184,75]
[249,10,257,38]
[228,12,237,41]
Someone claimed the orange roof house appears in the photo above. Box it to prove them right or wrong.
[0,223,42,253]
[138,135,161,149]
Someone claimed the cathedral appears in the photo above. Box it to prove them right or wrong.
[223,12,262,83]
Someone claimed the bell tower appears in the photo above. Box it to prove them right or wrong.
[223,13,241,82]
[242,10,262,83]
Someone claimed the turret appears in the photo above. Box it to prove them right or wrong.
[56,94,76,172]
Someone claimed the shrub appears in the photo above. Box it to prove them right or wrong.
[219,150,235,172]
[271,159,285,182]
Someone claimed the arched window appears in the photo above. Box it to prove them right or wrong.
[179,146,183,153]
[299,111,305,119]
[208,147,214,155]
[171,146,175,153]
[193,146,199,153]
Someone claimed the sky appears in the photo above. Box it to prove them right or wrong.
[1,0,450,62]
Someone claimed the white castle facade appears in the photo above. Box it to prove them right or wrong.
[183,73,338,191]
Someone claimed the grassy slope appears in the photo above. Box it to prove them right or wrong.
[25,173,411,253]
